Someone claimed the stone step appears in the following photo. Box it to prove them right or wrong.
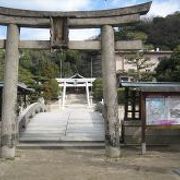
[17,142,105,149]
[19,106,105,143]
[20,137,104,142]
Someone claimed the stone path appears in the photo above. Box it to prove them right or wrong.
[19,106,104,142]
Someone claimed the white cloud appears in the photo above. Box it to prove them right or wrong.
[0,26,7,39]
[108,0,180,17]
[30,0,91,11]
[0,0,91,11]
[19,28,100,41]
[111,0,139,7]
[20,28,50,40]
[148,0,180,17]
[0,0,97,40]
[69,29,100,40]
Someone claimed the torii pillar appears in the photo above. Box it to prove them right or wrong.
[101,25,120,157]
[1,24,19,158]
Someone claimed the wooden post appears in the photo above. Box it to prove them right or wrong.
[85,82,90,107]
[141,92,146,154]
[124,87,129,121]
[62,81,66,107]
[1,24,19,158]
[101,25,120,157]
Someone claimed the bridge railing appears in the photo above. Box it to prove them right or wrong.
[18,98,47,132]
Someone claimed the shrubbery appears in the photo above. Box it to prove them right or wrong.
[117,88,125,105]
[42,79,60,101]
[92,78,103,101]
[92,78,125,104]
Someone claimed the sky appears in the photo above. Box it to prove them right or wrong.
[0,0,179,40]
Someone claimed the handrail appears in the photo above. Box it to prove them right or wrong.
[18,98,47,132]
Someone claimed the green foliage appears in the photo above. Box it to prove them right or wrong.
[140,72,155,81]
[115,27,148,43]
[65,50,80,63]
[18,49,61,101]
[42,79,60,101]
[125,51,153,81]
[0,49,5,81]
[127,31,148,43]
[19,50,32,69]
[146,13,180,50]
[64,50,81,77]
[115,12,180,50]
[115,27,130,40]
[117,88,125,105]
[92,78,103,101]
[18,66,34,85]
[155,49,180,82]
[41,61,59,79]
[92,79,125,104]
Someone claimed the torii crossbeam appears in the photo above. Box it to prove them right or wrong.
[0,1,152,158]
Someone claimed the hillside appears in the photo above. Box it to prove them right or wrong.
[115,12,180,50]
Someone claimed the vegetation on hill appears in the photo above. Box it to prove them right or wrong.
[155,46,180,82]
[115,12,180,50]
[114,12,180,82]
[0,49,93,102]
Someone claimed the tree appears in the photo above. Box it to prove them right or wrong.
[146,13,180,50]
[92,78,103,101]
[0,49,5,81]
[18,66,34,85]
[115,27,148,43]
[155,48,180,82]
[125,51,153,81]
[63,50,80,77]
[115,12,180,50]
[42,79,60,101]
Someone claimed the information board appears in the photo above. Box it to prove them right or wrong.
[146,96,180,126]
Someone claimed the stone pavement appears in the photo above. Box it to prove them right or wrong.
[19,105,104,142]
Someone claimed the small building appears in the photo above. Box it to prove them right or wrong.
[120,82,180,146]
[116,50,172,73]
[92,50,172,79]
[0,82,34,120]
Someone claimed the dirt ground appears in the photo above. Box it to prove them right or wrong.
[0,145,180,180]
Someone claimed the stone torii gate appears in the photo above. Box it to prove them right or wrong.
[56,73,96,107]
[0,2,151,158]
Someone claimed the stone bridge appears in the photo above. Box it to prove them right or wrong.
[18,95,104,147]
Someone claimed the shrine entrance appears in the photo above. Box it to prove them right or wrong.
[56,73,96,107]
[0,2,151,158]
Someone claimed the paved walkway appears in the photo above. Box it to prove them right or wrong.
[19,105,104,142]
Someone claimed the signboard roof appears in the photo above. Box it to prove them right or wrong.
[120,82,180,93]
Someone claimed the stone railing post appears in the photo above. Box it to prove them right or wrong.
[101,25,120,157]
[1,24,19,158]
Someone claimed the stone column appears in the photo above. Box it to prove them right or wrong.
[101,25,120,157]
[1,24,19,158]
[62,81,66,107]
[85,82,90,107]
